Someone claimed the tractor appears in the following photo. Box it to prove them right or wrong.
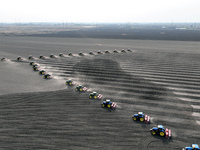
[89,92,103,100]
[39,70,46,75]
[1,57,7,61]
[121,49,126,53]
[68,52,73,56]
[44,74,53,79]
[50,54,56,58]
[33,66,40,71]
[113,49,118,53]
[30,62,35,66]
[182,144,200,150]
[132,112,150,123]
[101,99,116,109]
[79,52,84,56]
[127,48,132,52]
[17,56,23,61]
[28,55,35,60]
[66,79,76,86]
[75,85,87,92]
[59,53,64,57]
[97,50,103,54]
[39,55,46,59]
[150,125,171,139]
[89,51,94,55]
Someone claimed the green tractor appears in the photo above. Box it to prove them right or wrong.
[89,92,103,100]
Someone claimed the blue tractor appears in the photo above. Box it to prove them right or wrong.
[101,99,116,109]
[132,112,150,123]
[89,51,94,55]
[183,144,200,150]
[150,125,171,139]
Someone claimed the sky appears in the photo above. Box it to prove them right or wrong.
[1,0,200,23]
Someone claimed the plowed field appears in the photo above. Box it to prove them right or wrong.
[0,36,200,149]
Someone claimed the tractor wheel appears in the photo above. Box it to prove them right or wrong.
[80,88,82,91]
[102,104,105,107]
[133,117,137,121]
[66,82,68,85]
[90,96,92,99]
[151,130,156,135]
[107,104,111,108]
[69,82,72,85]
[75,88,78,91]
[160,132,165,137]
[94,96,97,99]
[140,118,144,122]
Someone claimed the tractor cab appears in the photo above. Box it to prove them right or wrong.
[138,112,144,117]
[102,99,111,105]
[77,85,83,88]
[106,99,111,103]
[90,92,97,96]
[192,144,200,150]
[158,125,165,131]
[184,144,200,150]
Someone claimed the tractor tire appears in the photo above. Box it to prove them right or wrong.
[107,104,111,108]
[133,117,137,121]
[66,83,68,85]
[140,118,144,122]
[160,132,165,137]
[90,96,92,99]
[80,88,82,91]
[102,104,105,107]
[75,88,78,91]
[69,82,72,85]
[151,130,156,135]
[94,96,97,99]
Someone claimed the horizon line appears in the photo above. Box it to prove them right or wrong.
[0,22,200,24]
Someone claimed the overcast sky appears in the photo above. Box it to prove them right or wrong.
[1,0,200,23]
